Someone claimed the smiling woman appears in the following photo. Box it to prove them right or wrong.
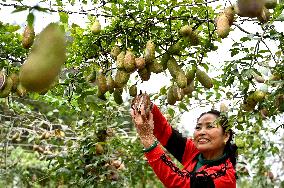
[131,94,237,188]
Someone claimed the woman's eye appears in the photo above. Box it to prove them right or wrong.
[207,124,215,128]
[195,126,201,130]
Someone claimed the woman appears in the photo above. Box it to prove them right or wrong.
[131,95,237,188]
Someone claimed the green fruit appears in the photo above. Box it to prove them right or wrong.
[0,71,5,90]
[124,50,136,72]
[10,73,19,91]
[176,87,185,101]
[237,0,265,18]
[254,74,265,83]
[253,90,266,102]
[241,103,255,112]
[95,143,104,155]
[160,53,170,70]
[196,69,213,89]
[257,7,270,23]
[167,57,181,78]
[91,20,101,34]
[176,71,187,88]
[138,68,151,81]
[275,94,284,112]
[116,51,125,70]
[246,93,258,107]
[113,89,123,104]
[180,25,193,37]
[19,23,66,93]
[216,13,230,38]
[265,0,277,9]
[186,69,196,85]
[145,40,155,63]
[0,77,13,98]
[22,25,35,49]
[110,45,121,60]
[183,81,194,95]
[135,57,146,70]
[167,86,177,105]
[260,108,269,119]
[168,41,182,55]
[114,70,130,87]
[87,71,96,83]
[148,60,163,74]
[16,84,26,97]
[224,6,236,26]
[107,75,115,94]
[97,73,108,94]
[129,85,137,97]
[97,89,106,100]
[188,32,200,46]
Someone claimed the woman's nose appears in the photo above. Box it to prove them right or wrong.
[197,127,206,135]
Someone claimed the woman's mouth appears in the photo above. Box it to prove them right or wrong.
[198,138,210,144]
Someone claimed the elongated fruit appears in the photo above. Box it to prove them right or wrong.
[237,0,265,18]
[19,23,66,92]
[0,76,13,98]
[216,13,230,38]
[22,25,35,49]
[196,69,213,89]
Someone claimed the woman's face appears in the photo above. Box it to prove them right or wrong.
[193,113,229,157]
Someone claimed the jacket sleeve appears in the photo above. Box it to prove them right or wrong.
[145,146,236,188]
[152,105,195,164]
[144,144,192,188]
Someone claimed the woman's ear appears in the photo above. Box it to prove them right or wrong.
[224,131,230,143]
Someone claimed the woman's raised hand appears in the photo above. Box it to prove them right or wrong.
[131,92,155,147]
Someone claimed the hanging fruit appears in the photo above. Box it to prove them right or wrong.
[110,45,121,60]
[96,73,108,95]
[145,40,155,64]
[0,76,13,98]
[124,50,136,72]
[135,57,146,70]
[265,0,277,9]
[224,6,236,26]
[196,69,213,89]
[22,25,35,49]
[116,51,125,70]
[183,81,194,96]
[19,23,66,93]
[257,7,270,23]
[91,20,101,34]
[236,0,265,18]
[129,85,137,97]
[216,13,230,38]
[107,75,115,94]
[147,60,163,74]
[138,68,151,81]
[113,89,123,105]
[0,71,6,90]
[114,70,130,87]
[176,71,187,88]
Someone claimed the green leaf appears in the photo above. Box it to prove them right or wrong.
[11,6,28,13]
[27,12,35,27]
[32,5,49,12]
[167,108,175,117]
[59,12,69,24]
[178,102,188,111]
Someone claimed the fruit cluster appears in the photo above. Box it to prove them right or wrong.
[216,0,277,38]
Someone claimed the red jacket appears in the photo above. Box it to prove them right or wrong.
[144,105,236,188]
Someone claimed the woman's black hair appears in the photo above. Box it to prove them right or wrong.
[197,110,238,169]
